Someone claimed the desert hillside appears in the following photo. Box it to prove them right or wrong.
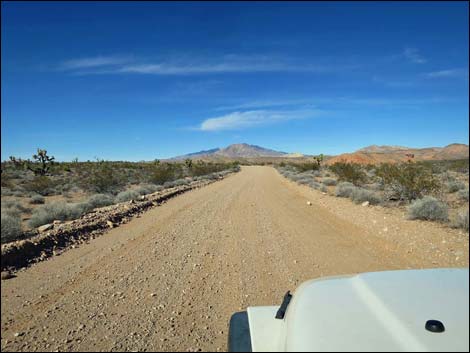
[326,143,469,165]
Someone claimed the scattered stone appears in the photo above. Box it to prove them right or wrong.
[307,201,312,206]
[13,332,24,337]
[53,220,61,225]
[106,221,115,228]
[38,223,54,233]
[1,271,14,280]
[361,201,369,207]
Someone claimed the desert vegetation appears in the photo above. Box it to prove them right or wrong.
[1,149,240,243]
[276,158,469,231]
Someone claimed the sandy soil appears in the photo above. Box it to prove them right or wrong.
[1,166,468,352]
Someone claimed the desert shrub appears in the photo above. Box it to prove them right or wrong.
[407,196,448,222]
[81,162,126,194]
[446,180,466,193]
[308,181,322,189]
[135,184,159,195]
[2,200,29,215]
[115,190,140,203]
[28,201,88,228]
[23,176,59,196]
[458,189,469,201]
[173,179,189,186]
[329,163,367,185]
[163,181,176,188]
[297,177,313,185]
[12,190,27,197]
[322,178,337,186]
[335,182,357,198]
[319,185,328,192]
[204,173,220,180]
[367,182,383,191]
[30,194,45,204]
[376,163,440,201]
[1,188,14,196]
[69,186,82,193]
[1,211,22,243]
[452,209,469,232]
[149,163,181,184]
[350,188,382,205]
[294,162,320,172]
[85,194,115,209]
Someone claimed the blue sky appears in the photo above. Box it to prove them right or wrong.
[1,1,468,161]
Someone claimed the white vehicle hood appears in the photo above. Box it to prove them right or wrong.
[248,268,469,352]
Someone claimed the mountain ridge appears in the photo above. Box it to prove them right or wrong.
[168,142,468,163]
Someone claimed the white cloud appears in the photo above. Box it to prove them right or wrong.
[403,48,426,64]
[59,54,355,75]
[199,109,319,131]
[424,68,469,79]
[215,99,317,111]
[60,55,132,70]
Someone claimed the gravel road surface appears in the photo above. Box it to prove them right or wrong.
[1,166,463,351]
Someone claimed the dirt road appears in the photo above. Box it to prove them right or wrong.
[0,166,460,351]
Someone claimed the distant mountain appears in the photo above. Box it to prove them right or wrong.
[171,148,220,160]
[170,143,287,160]
[326,143,469,165]
[215,143,286,158]
[357,145,410,153]
[170,142,468,164]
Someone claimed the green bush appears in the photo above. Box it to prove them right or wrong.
[85,194,115,209]
[458,189,469,201]
[452,209,469,232]
[82,162,126,194]
[2,200,29,215]
[329,163,367,185]
[335,182,357,198]
[115,190,140,203]
[376,163,440,201]
[30,194,45,204]
[135,184,159,195]
[446,180,466,193]
[294,162,320,172]
[149,163,180,184]
[407,196,448,222]
[322,178,337,186]
[350,188,382,205]
[1,211,22,243]
[28,201,88,228]
[23,176,59,196]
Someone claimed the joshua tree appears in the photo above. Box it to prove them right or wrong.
[313,154,324,167]
[10,149,55,175]
[185,158,193,169]
[31,149,55,175]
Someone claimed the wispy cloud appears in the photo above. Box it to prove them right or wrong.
[59,55,133,70]
[199,109,321,131]
[403,47,427,64]
[58,54,357,76]
[424,68,469,79]
[214,96,449,112]
[215,99,317,111]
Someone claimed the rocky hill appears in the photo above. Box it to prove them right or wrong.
[326,143,469,165]
[171,143,287,160]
